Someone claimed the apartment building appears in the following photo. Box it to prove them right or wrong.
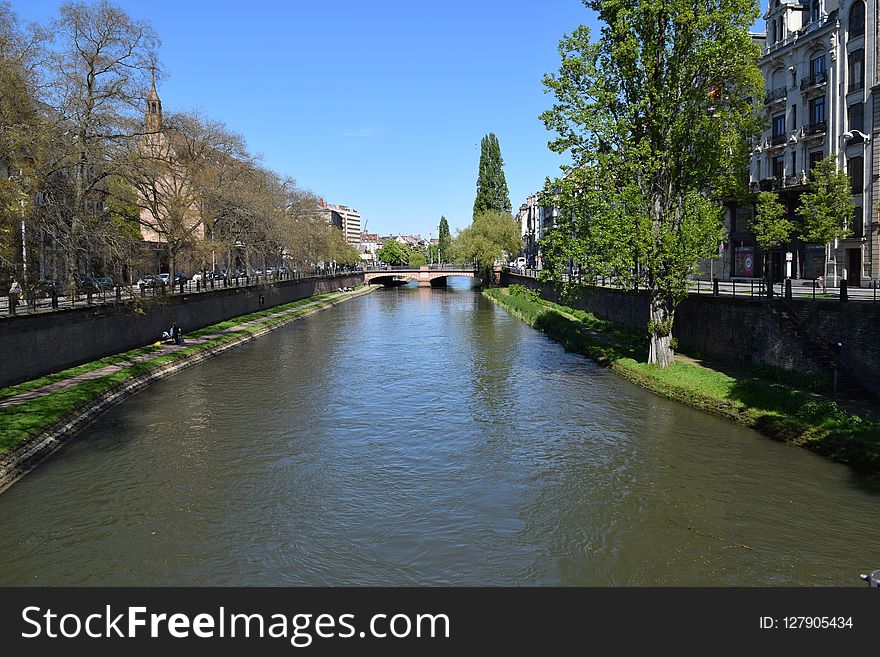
[748,0,873,286]
[515,192,560,269]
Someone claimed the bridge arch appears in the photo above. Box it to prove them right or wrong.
[364,266,477,287]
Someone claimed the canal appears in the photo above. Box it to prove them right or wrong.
[0,280,878,585]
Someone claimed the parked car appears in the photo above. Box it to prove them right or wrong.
[158,273,170,285]
[173,272,188,285]
[191,271,212,283]
[136,275,165,289]
[95,276,114,289]
[76,275,99,293]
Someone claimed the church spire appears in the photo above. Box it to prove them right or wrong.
[146,65,162,132]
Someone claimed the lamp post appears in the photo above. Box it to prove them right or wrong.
[843,130,871,287]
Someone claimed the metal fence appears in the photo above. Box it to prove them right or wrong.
[0,269,362,317]
[504,267,880,304]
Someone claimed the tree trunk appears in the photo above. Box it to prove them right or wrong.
[648,291,675,367]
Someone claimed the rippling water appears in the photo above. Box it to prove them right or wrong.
[0,280,878,585]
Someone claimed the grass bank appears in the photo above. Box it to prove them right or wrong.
[0,289,364,457]
[484,286,880,474]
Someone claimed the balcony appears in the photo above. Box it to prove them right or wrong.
[799,70,827,91]
[764,87,787,105]
[803,122,827,136]
[758,178,778,192]
[770,134,787,147]
[784,173,808,189]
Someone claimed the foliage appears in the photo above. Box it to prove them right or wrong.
[797,155,854,245]
[408,248,427,267]
[508,283,541,302]
[438,215,452,263]
[449,210,520,274]
[752,191,792,251]
[540,0,764,366]
[473,133,511,217]
[376,239,411,265]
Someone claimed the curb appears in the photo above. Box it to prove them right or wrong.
[0,287,375,494]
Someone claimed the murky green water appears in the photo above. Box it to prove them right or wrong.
[0,280,877,585]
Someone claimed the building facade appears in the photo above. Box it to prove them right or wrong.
[515,191,560,268]
[319,201,361,245]
[748,0,874,286]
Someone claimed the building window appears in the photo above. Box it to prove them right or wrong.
[809,96,826,125]
[848,102,864,141]
[791,151,797,176]
[849,1,865,39]
[848,156,864,194]
[773,156,785,179]
[848,49,865,91]
[811,0,821,23]
[810,54,826,75]
[852,206,864,237]
[773,114,785,137]
[809,150,824,173]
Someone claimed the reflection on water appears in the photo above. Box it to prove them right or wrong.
[0,279,877,585]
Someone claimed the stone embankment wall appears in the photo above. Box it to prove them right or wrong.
[0,274,362,388]
[504,272,880,387]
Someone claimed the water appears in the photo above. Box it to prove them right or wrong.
[0,280,877,585]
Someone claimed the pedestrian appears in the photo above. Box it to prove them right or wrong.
[171,322,184,345]
[8,278,21,314]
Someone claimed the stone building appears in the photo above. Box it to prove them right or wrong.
[515,191,560,269]
[747,0,873,286]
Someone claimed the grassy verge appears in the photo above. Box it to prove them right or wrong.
[0,290,358,455]
[485,286,880,474]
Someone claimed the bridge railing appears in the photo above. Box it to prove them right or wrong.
[365,264,477,272]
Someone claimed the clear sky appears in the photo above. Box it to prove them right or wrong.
[12,0,599,237]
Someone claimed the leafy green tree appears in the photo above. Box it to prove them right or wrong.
[376,239,410,265]
[473,133,511,217]
[796,155,854,283]
[752,191,792,280]
[540,0,764,366]
[438,215,452,263]
[409,247,427,266]
[449,210,520,281]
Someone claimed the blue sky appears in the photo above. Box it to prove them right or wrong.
[13,0,599,237]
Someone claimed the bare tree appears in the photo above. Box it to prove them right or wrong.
[42,0,159,289]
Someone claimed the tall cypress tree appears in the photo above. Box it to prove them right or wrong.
[438,215,451,262]
[473,132,511,217]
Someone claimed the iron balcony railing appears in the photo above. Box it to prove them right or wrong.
[804,121,827,136]
[799,70,827,90]
[764,87,787,104]
[770,134,787,146]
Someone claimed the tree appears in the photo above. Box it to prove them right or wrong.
[44,0,159,288]
[752,191,793,281]
[0,3,49,282]
[796,155,854,283]
[437,215,451,263]
[540,1,764,366]
[408,247,427,267]
[449,210,520,280]
[473,133,511,217]
[376,239,410,265]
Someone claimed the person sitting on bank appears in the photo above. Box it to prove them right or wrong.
[170,322,184,345]
[8,278,21,312]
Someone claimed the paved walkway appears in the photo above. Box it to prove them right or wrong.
[0,290,359,410]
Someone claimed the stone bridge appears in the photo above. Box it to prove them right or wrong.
[364,265,478,287]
